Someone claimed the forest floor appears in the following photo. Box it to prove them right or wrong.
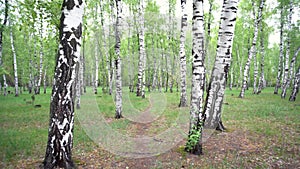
[0,87,299,168]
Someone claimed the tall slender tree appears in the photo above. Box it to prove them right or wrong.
[43,0,84,168]
[115,0,122,118]
[0,0,8,96]
[185,0,205,155]
[274,4,285,94]
[10,20,19,97]
[257,19,265,94]
[36,13,44,94]
[239,0,264,98]
[136,0,146,98]
[289,66,300,101]
[204,0,239,131]
[282,46,300,98]
[178,0,188,107]
[281,0,293,99]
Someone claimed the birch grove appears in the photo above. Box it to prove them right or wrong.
[239,0,264,98]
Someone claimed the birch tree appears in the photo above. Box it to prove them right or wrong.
[36,13,44,94]
[281,0,293,99]
[185,0,205,155]
[282,46,300,98]
[239,0,264,98]
[115,0,123,118]
[257,20,265,94]
[43,0,84,168]
[136,0,146,98]
[289,66,300,101]
[0,0,8,96]
[204,0,239,131]
[274,4,284,94]
[10,20,19,97]
[178,0,188,107]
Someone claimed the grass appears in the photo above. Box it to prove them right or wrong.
[0,86,299,168]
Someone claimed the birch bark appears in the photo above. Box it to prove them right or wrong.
[281,0,293,98]
[115,0,123,118]
[204,0,239,131]
[186,0,205,155]
[239,0,264,98]
[43,0,84,168]
[10,21,19,97]
[178,0,188,107]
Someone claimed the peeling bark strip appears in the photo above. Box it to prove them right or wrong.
[43,0,84,168]
[178,0,188,107]
[204,0,238,131]
[115,0,122,118]
[185,0,205,155]
[239,0,264,98]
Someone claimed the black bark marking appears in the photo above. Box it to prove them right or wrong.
[66,0,75,10]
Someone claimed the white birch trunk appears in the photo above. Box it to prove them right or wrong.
[0,0,8,96]
[282,46,300,98]
[37,18,44,94]
[136,0,146,97]
[43,67,47,94]
[289,66,300,101]
[239,0,264,98]
[94,37,99,94]
[185,0,205,155]
[108,0,115,96]
[115,0,122,118]
[204,0,239,131]
[178,0,188,107]
[253,52,258,94]
[257,20,265,94]
[10,23,19,97]
[281,0,293,98]
[43,1,84,168]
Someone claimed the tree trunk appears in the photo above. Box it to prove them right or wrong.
[257,19,265,94]
[185,0,205,155]
[43,67,47,94]
[99,0,108,94]
[239,0,264,98]
[230,63,234,90]
[36,18,44,94]
[136,0,146,98]
[10,22,19,97]
[205,0,213,87]
[152,34,158,91]
[43,1,84,168]
[94,37,99,94]
[204,0,239,131]
[108,0,115,96]
[178,0,188,107]
[281,1,293,99]
[282,46,300,98]
[253,50,258,94]
[115,0,123,118]
[289,66,300,101]
[0,0,8,96]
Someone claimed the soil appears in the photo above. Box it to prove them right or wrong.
[12,128,300,169]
